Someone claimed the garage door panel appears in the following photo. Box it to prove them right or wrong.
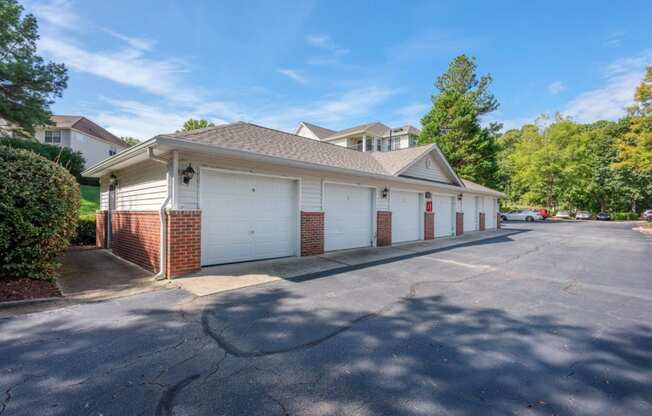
[434,196,453,237]
[325,184,373,251]
[392,190,420,243]
[463,196,477,232]
[201,170,297,265]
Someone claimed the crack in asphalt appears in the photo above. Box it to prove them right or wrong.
[155,373,201,416]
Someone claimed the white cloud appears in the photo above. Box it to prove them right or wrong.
[257,86,396,131]
[277,69,308,84]
[604,31,624,47]
[564,50,652,122]
[94,99,240,139]
[393,103,430,126]
[547,81,566,95]
[305,34,349,66]
[305,34,343,51]
[38,37,198,103]
[103,29,155,51]
[28,0,77,29]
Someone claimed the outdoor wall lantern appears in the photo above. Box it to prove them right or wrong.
[425,191,432,199]
[181,163,195,184]
[109,173,118,186]
[381,187,389,199]
[457,193,463,201]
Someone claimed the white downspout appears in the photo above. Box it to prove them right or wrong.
[148,148,172,280]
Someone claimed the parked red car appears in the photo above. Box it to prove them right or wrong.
[537,208,550,219]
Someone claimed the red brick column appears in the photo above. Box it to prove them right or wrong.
[166,210,201,278]
[111,211,161,272]
[479,213,486,231]
[456,212,464,236]
[424,212,435,240]
[497,213,502,229]
[96,210,107,248]
[301,211,324,256]
[377,211,392,246]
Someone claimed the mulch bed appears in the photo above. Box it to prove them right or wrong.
[0,278,62,302]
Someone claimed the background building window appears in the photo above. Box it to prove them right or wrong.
[44,130,61,144]
[365,138,373,152]
[409,135,417,147]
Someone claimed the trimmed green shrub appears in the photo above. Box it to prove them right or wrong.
[0,137,85,181]
[612,212,640,221]
[72,217,96,245]
[0,145,80,279]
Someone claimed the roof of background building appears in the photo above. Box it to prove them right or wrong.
[50,116,128,148]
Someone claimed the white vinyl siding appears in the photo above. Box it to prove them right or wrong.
[174,151,474,214]
[106,160,168,211]
[401,155,453,184]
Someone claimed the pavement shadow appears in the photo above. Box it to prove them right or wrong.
[1,277,650,415]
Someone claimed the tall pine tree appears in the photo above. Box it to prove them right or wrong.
[419,55,500,187]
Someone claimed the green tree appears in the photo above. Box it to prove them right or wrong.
[0,0,68,137]
[121,136,140,146]
[419,55,500,187]
[179,118,214,132]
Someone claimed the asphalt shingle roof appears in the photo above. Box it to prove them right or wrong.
[51,116,128,148]
[161,122,435,177]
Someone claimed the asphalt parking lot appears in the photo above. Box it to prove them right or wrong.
[1,220,651,415]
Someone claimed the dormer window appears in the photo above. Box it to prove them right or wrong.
[44,130,61,144]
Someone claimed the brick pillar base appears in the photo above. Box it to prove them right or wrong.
[497,212,502,229]
[166,210,201,278]
[377,211,392,246]
[456,212,464,236]
[96,210,107,248]
[424,212,435,240]
[479,212,486,231]
[301,211,324,256]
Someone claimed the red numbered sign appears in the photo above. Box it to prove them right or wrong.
[426,201,433,213]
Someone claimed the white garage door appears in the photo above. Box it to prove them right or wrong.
[324,183,373,251]
[462,195,477,232]
[391,190,420,243]
[485,197,496,229]
[200,170,297,265]
[434,195,454,237]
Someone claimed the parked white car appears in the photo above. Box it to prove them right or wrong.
[554,210,572,219]
[575,211,592,220]
[501,209,544,222]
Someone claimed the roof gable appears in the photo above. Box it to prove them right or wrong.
[295,122,335,140]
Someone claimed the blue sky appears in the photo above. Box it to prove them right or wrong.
[25,0,652,140]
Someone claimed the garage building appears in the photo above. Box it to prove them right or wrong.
[83,122,503,278]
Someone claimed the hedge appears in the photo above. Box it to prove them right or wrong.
[612,212,641,221]
[72,217,96,246]
[0,137,86,181]
[0,145,80,279]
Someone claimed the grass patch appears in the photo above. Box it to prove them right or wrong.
[80,185,99,219]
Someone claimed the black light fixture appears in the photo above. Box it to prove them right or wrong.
[381,187,389,199]
[109,173,118,186]
[181,163,195,184]
[457,193,463,201]
[425,191,432,199]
